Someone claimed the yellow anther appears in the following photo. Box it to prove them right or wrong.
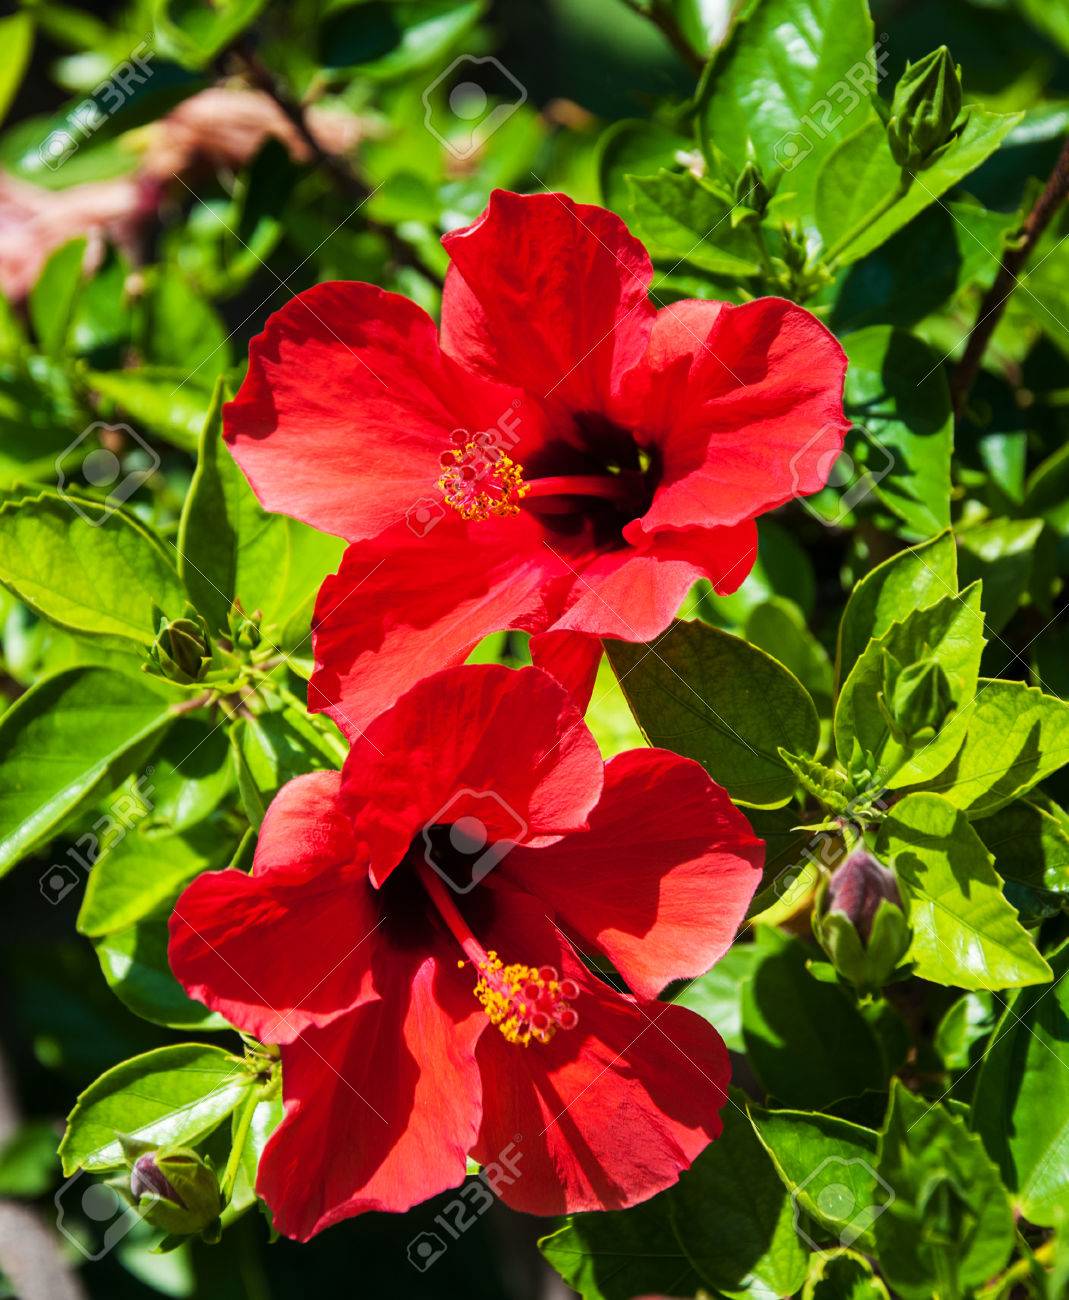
[438,435,529,522]
[472,950,579,1047]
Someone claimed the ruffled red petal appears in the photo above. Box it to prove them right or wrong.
[471,883,730,1215]
[257,947,484,1238]
[440,189,655,418]
[168,773,377,1042]
[224,281,532,543]
[501,749,763,998]
[619,297,849,533]
[340,664,604,885]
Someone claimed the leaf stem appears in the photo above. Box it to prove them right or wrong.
[221,1090,258,1202]
[951,135,1069,418]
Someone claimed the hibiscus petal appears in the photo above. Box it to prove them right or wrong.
[471,884,731,1215]
[257,950,484,1238]
[501,749,763,998]
[529,629,603,714]
[440,189,655,416]
[621,297,849,532]
[224,280,529,542]
[309,516,569,740]
[168,772,379,1041]
[341,664,604,885]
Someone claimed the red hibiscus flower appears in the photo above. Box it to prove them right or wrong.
[169,665,763,1240]
[225,189,848,738]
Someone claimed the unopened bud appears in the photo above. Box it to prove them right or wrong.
[887,47,963,170]
[732,160,771,226]
[129,1148,221,1237]
[881,654,955,744]
[147,611,211,684]
[814,846,910,992]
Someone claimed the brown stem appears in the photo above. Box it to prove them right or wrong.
[622,0,704,73]
[951,136,1069,418]
[228,44,439,283]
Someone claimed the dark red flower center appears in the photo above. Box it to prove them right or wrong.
[382,830,580,1047]
[438,415,659,548]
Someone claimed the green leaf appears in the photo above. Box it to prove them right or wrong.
[741,928,885,1107]
[178,378,343,646]
[29,237,86,355]
[875,1080,1014,1300]
[837,530,957,690]
[705,517,818,624]
[138,716,233,835]
[319,0,485,78]
[934,991,996,1071]
[669,1097,809,1297]
[972,940,1069,1226]
[0,12,34,129]
[746,597,833,709]
[598,119,691,215]
[697,0,877,219]
[153,0,268,68]
[749,1105,884,1250]
[974,796,1069,905]
[803,1249,889,1299]
[834,584,984,787]
[672,943,761,1052]
[606,620,820,807]
[77,822,229,938]
[86,368,214,453]
[0,492,184,645]
[841,327,953,539]
[876,792,1052,989]
[958,518,1044,635]
[229,1091,283,1214]
[59,1043,254,1173]
[816,109,1022,265]
[0,667,176,877]
[923,679,1069,817]
[142,272,231,373]
[625,171,762,277]
[540,1190,700,1300]
[94,910,229,1031]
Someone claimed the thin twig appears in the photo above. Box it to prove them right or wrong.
[951,135,1069,418]
[621,0,705,73]
[228,43,439,282]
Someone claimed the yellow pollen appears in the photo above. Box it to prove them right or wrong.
[438,433,529,522]
[470,950,579,1047]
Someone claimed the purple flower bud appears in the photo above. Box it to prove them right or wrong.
[826,846,901,943]
[130,1153,186,1208]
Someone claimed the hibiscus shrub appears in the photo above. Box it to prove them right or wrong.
[1,1,1068,1298]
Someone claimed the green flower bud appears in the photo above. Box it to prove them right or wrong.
[148,611,211,684]
[887,47,964,170]
[731,160,771,227]
[813,846,910,992]
[129,1148,222,1238]
[228,604,262,652]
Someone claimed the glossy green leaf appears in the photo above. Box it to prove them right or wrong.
[139,716,233,834]
[837,530,957,689]
[924,679,1069,817]
[598,119,691,215]
[606,620,820,807]
[746,597,833,709]
[86,368,214,453]
[875,1080,1014,1300]
[974,795,1069,907]
[958,518,1043,635]
[0,667,176,877]
[816,109,1022,264]
[877,792,1052,989]
[540,1190,700,1300]
[803,1249,889,1299]
[60,1043,254,1172]
[78,821,229,938]
[94,910,229,1031]
[0,13,34,129]
[749,1105,883,1250]
[971,940,1069,1226]
[319,0,485,78]
[841,327,953,539]
[672,943,761,1052]
[834,584,984,786]
[697,0,877,219]
[0,492,184,645]
[669,1097,809,1296]
[741,928,885,1106]
[625,171,761,277]
[178,379,343,646]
